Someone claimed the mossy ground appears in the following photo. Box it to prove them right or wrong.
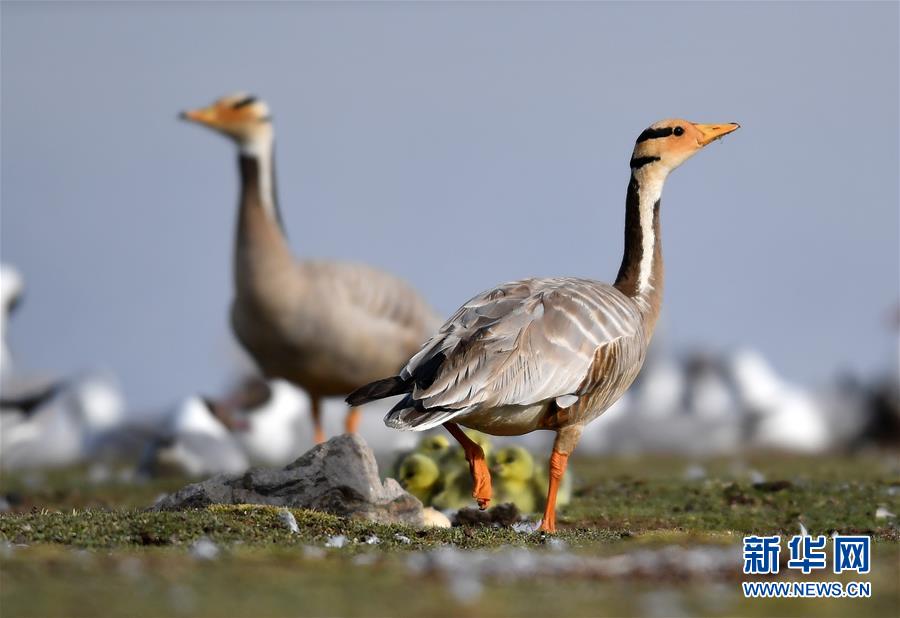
[1,453,898,617]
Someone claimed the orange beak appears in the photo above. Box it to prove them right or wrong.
[695,122,740,146]
[179,106,218,126]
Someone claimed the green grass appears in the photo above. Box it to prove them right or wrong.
[568,468,900,540]
[1,453,898,617]
[0,504,620,550]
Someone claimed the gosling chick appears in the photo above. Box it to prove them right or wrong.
[392,433,451,480]
[429,457,474,511]
[414,434,452,461]
[396,452,441,505]
[491,446,539,513]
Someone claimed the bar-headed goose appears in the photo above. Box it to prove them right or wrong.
[349,119,739,531]
[181,93,441,444]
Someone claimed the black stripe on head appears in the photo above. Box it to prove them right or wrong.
[636,127,673,143]
[233,95,258,109]
[630,156,660,169]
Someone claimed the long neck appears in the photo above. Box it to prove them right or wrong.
[238,138,286,232]
[614,168,665,332]
[234,138,294,297]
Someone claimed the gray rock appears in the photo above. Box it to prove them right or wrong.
[150,434,424,526]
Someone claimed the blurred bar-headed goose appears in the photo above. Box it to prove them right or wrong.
[181,93,441,444]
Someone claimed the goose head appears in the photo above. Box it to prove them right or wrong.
[180,92,272,151]
[630,119,739,174]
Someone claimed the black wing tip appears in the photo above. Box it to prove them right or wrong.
[0,380,67,416]
[346,376,409,406]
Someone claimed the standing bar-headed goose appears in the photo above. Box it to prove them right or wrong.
[349,119,739,532]
[181,93,441,444]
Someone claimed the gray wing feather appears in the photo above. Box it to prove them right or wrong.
[398,278,643,415]
[307,261,442,337]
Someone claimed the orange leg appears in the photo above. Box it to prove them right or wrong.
[444,422,492,509]
[539,449,570,533]
[311,397,325,444]
[345,406,361,434]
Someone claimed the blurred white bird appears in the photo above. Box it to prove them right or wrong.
[0,373,126,469]
[633,356,685,420]
[728,348,831,453]
[225,375,415,462]
[234,379,311,466]
[682,352,739,421]
[0,264,24,380]
[140,396,248,478]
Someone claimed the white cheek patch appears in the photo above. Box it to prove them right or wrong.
[555,394,579,408]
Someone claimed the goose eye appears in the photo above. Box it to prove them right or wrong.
[673,126,685,136]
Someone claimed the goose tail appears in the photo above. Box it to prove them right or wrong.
[345,375,409,407]
[383,395,464,431]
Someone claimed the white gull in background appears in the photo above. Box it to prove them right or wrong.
[281,394,417,455]
[534,347,835,456]
[682,353,739,421]
[727,348,831,453]
[140,395,248,478]
[0,372,126,469]
[234,379,310,466]
[228,376,417,463]
[138,378,420,478]
[632,355,685,420]
[0,264,24,381]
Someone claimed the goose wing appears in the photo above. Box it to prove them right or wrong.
[307,261,442,335]
[388,277,644,428]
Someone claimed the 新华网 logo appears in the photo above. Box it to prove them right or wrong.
[741,533,872,598]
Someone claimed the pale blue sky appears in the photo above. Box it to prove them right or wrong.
[2,2,897,410]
